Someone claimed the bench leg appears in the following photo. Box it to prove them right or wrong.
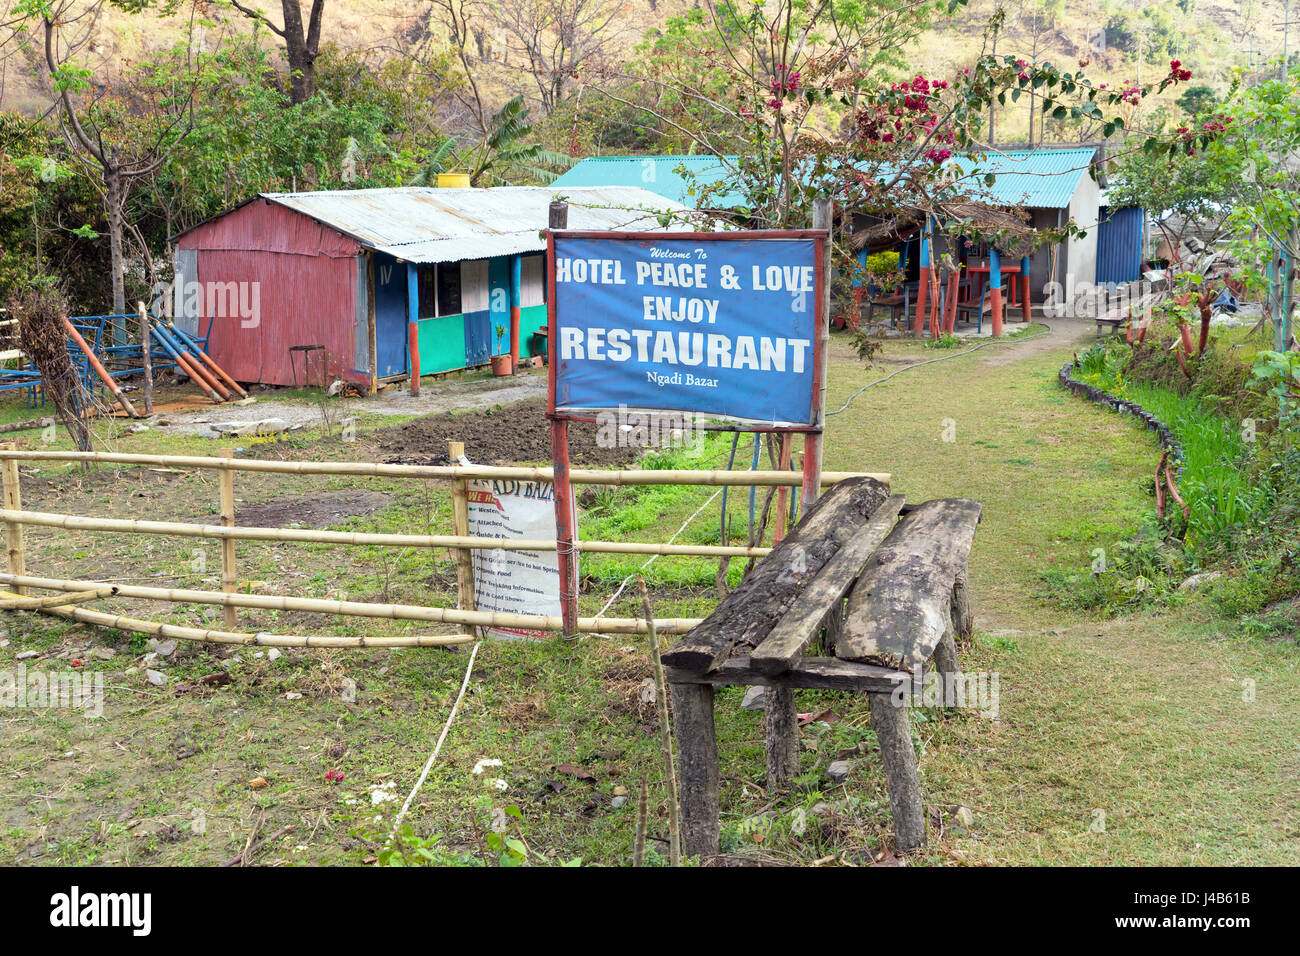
[765,686,800,791]
[932,627,960,678]
[669,681,719,857]
[868,691,926,853]
[950,569,973,643]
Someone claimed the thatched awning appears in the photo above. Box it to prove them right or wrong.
[848,200,1042,259]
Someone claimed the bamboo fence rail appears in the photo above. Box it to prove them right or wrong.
[0,508,772,558]
[0,449,887,487]
[0,573,704,634]
[0,589,475,648]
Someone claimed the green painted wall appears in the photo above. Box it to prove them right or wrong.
[520,304,548,356]
[417,315,466,374]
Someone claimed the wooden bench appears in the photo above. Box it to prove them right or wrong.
[1095,315,1125,336]
[661,478,982,857]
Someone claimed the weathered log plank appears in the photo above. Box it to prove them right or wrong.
[750,495,905,675]
[665,656,906,694]
[660,476,892,673]
[838,498,982,671]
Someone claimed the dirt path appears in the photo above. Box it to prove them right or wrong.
[823,317,1300,864]
[159,372,547,435]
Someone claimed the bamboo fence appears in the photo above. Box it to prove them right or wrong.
[0,446,885,646]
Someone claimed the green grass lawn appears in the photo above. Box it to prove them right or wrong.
[1,326,1297,866]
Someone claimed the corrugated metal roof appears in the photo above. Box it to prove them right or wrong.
[551,156,740,206]
[258,186,690,263]
[555,147,1099,211]
[949,147,1098,209]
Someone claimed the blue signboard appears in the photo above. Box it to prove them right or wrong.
[551,234,819,426]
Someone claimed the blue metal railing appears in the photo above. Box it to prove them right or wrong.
[0,313,214,409]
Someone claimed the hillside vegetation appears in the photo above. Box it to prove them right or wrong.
[1,0,1291,140]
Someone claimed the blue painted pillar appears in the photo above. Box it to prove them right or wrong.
[989,247,1003,336]
[1020,255,1032,323]
[407,263,420,395]
[509,254,522,366]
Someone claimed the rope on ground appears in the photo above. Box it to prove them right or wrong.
[826,324,1055,418]
[390,639,481,839]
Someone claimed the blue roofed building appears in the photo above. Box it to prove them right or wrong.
[554,146,1132,300]
[944,146,1105,295]
[551,155,742,208]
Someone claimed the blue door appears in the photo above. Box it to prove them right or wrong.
[1096,207,1145,285]
[460,260,492,366]
[372,254,408,378]
[463,311,490,366]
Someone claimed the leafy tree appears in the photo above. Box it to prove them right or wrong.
[580,0,1190,237]
[0,110,104,305]
[408,95,574,186]
[1176,84,1218,117]
[1105,124,1242,260]
[6,0,198,321]
[226,0,327,104]
[1191,69,1300,353]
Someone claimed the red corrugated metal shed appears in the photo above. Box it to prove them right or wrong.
[177,199,364,387]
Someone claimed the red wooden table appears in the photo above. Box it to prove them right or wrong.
[965,263,1022,308]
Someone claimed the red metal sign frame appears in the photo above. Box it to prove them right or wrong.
[544,226,831,635]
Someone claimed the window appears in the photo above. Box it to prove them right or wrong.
[437,264,462,317]
[416,266,438,319]
[414,264,464,318]
[521,255,545,307]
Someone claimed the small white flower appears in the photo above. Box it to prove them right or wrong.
[472,758,503,775]
[369,781,398,805]
[491,778,507,791]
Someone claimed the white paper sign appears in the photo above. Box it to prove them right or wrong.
[467,479,563,639]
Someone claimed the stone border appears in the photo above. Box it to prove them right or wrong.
[1058,358,1186,472]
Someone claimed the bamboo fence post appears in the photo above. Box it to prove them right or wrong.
[448,440,477,635]
[219,447,237,628]
[773,434,792,543]
[138,301,153,415]
[1,443,24,595]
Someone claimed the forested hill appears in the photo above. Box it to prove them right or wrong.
[1,0,1289,136]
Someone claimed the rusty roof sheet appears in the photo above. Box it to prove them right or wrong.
[259,186,691,263]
